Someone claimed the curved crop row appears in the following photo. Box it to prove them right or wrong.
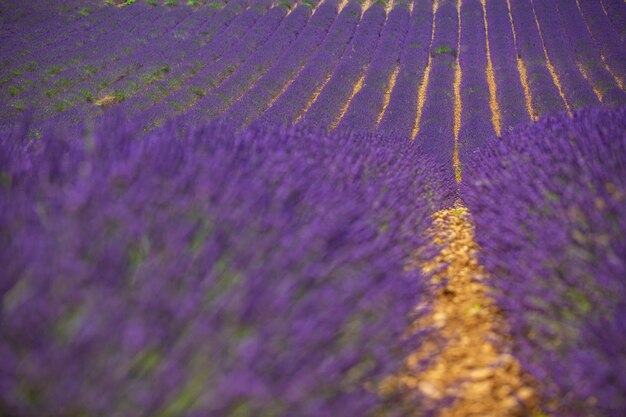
[483,0,529,133]
[0,116,455,417]
[336,3,409,132]
[462,106,626,417]
[376,0,433,138]
[139,1,282,130]
[298,2,385,130]
[576,0,625,89]
[531,0,598,111]
[415,0,458,181]
[225,0,336,130]
[556,0,626,107]
[183,3,313,124]
[118,0,263,118]
[507,0,566,118]
[258,0,361,126]
[457,0,494,168]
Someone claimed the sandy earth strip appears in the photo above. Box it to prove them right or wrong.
[396,203,544,417]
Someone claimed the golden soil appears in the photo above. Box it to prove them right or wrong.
[397,204,543,417]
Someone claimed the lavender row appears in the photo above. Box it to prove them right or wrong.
[117,1,263,118]
[462,106,626,417]
[457,0,495,167]
[577,0,625,88]
[415,0,458,180]
[32,1,268,134]
[0,1,126,77]
[182,4,313,125]
[1,4,130,94]
[223,0,336,130]
[298,3,385,130]
[0,2,195,120]
[8,3,210,111]
[532,0,599,110]
[1,1,156,89]
[483,0,529,133]
[93,2,231,100]
[599,0,626,40]
[377,0,434,137]
[508,0,566,117]
[0,116,455,417]
[0,1,100,65]
[259,0,361,126]
[556,0,626,107]
[138,2,282,130]
[20,0,202,89]
[336,4,410,132]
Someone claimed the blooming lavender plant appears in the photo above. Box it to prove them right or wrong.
[183,4,312,123]
[335,3,409,132]
[259,0,361,126]
[483,0,530,133]
[462,106,626,417]
[555,0,626,107]
[415,0,458,181]
[376,0,433,138]
[0,115,455,417]
[507,0,567,117]
[457,0,495,166]
[224,0,335,130]
[298,2,386,130]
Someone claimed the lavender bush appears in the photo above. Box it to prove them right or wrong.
[0,115,455,417]
[462,107,626,417]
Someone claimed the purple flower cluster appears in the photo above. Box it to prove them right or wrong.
[224,0,335,130]
[457,0,495,166]
[259,0,361,126]
[183,3,312,123]
[298,2,386,130]
[376,0,433,138]
[0,115,455,417]
[507,0,566,117]
[462,106,626,417]
[531,0,598,110]
[556,0,626,107]
[335,4,410,132]
[483,0,529,133]
[415,0,457,181]
[140,1,282,129]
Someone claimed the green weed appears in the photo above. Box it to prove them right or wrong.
[53,101,68,112]
[112,90,129,102]
[79,7,93,16]
[191,86,205,97]
[79,88,94,102]
[24,61,38,72]
[7,85,20,97]
[84,65,99,76]
[433,45,456,57]
[46,65,62,75]
[12,101,26,112]
[277,1,293,9]
[57,78,72,88]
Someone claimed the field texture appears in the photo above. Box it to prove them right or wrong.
[0,1,625,416]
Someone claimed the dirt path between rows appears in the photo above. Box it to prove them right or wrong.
[397,204,544,416]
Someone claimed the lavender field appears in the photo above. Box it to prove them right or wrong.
[0,1,625,416]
